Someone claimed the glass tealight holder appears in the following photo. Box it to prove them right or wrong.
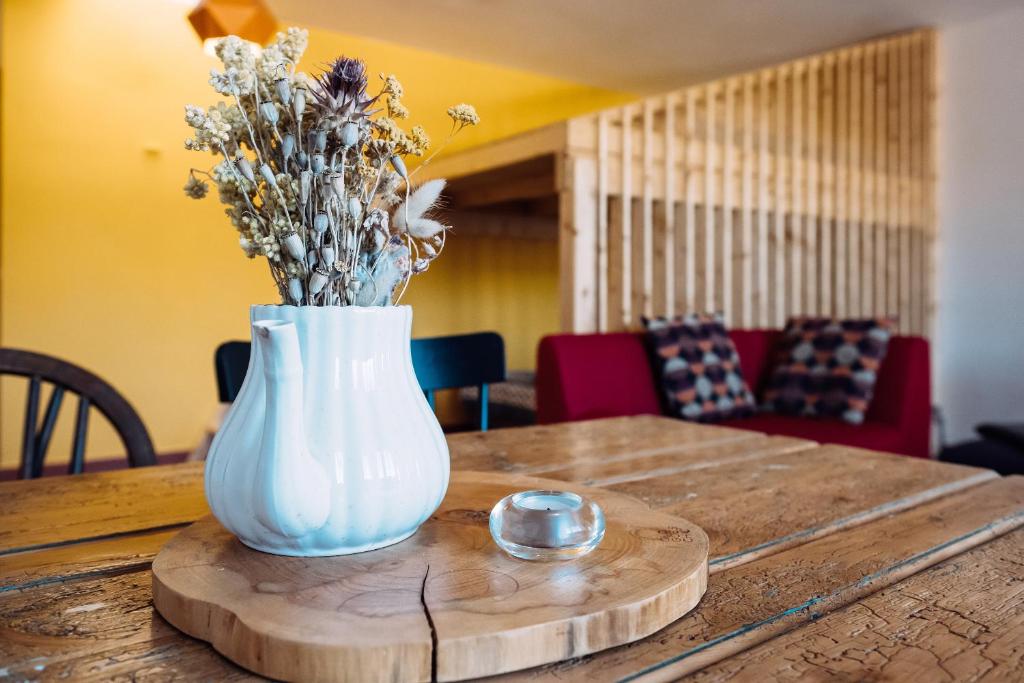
[489,490,605,561]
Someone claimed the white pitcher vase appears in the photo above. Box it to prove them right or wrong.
[205,305,450,556]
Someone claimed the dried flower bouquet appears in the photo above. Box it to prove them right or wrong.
[184,28,479,306]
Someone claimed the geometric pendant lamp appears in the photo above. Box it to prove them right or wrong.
[188,0,277,45]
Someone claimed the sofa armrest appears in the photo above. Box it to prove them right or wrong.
[976,423,1024,453]
[865,335,931,457]
[535,336,569,424]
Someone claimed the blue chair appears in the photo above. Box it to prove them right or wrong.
[411,332,506,431]
[214,331,506,431]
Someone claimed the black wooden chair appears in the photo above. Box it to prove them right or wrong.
[215,331,507,431]
[0,348,156,479]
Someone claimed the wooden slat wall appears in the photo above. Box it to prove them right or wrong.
[564,29,935,336]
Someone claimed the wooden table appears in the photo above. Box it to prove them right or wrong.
[1,415,1022,681]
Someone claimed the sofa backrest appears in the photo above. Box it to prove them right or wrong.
[536,333,661,424]
[536,328,930,435]
[724,329,783,394]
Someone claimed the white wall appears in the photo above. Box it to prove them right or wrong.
[937,3,1024,444]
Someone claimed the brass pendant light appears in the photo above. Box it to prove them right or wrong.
[187,0,277,46]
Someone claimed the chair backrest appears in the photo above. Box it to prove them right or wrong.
[0,348,156,478]
[215,331,507,431]
[411,332,507,430]
[215,341,252,403]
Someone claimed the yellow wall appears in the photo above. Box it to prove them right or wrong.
[403,233,560,370]
[0,0,632,465]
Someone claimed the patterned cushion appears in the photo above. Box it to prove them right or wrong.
[761,317,895,424]
[642,313,756,422]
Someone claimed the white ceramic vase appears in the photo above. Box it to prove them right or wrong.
[205,304,450,556]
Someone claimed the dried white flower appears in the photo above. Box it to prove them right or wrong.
[447,103,480,127]
[257,44,287,83]
[284,262,304,281]
[388,95,409,120]
[408,126,430,156]
[183,104,232,150]
[259,235,280,260]
[239,236,257,258]
[276,27,309,62]
[381,74,404,98]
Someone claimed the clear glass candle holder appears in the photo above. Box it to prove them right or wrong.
[489,490,605,561]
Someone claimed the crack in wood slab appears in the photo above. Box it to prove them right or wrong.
[421,564,439,683]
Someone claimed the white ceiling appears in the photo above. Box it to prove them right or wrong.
[269,0,1018,93]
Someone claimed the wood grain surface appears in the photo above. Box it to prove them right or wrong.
[151,472,709,682]
[0,416,1020,682]
[0,461,206,553]
[682,527,1024,682]
[499,476,1024,682]
[610,443,998,568]
[1,529,177,593]
[446,415,758,475]
[539,434,814,486]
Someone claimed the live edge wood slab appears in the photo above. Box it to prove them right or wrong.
[150,470,709,682]
[2,416,1022,682]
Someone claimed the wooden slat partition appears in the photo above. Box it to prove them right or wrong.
[773,66,788,327]
[664,95,678,317]
[740,75,754,327]
[757,70,771,327]
[621,105,633,330]
[562,28,935,337]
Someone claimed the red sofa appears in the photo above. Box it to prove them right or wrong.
[536,330,931,458]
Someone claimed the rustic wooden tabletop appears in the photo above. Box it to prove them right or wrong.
[1,415,1021,681]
